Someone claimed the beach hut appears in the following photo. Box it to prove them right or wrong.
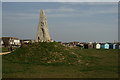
[109,44,113,49]
[115,44,119,49]
[100,43,105,49]
[119,44,120,49]
[84,44,88,49]
[113,44,116,49]
[104,43,109,49]
[93,43,96,49]
[96,43,100,49]
[88,43,93,49]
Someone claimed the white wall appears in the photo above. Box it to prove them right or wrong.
[14,40,20,45]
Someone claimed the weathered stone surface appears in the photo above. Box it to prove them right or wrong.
[36,9,51,42]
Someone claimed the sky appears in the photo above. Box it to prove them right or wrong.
[2,2,118,42]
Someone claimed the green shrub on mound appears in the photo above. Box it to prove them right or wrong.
[3,42,99,65]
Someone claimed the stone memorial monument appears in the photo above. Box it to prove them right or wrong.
[36,9,51,42]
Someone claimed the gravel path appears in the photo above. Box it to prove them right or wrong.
[0,52,11,55]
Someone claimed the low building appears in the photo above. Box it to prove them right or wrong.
[73,41,79,45]
[68,42,75,47]
[84,43,88,49]
[20,39,32,45]
[79,43,84,47]
[1,37,21,47]
[0,39,4,47]
[88,42,93,49]
[62,42,69,47]
[58,41,62,44]
[68,41,79,47]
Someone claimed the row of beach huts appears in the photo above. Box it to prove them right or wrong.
[61,42,120,49]
[0,37,120,49]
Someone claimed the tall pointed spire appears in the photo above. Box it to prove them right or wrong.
[36,9,51,42]
[40,9,46,17]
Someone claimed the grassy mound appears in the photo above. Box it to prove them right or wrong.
[3,42,99,65]
[2,42,118,78]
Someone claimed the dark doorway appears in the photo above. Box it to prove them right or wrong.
[41,28,45,37]
[38,37,40,41]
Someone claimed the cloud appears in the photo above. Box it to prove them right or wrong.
[3,2,117,20]
[3,13,39,20]
[3,6,117,20]
[45,7,77,13]
[46,5,117,18]
[84,6,118,15]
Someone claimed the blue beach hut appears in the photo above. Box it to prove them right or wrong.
[100,44,104,49]
[109,44,113,49]
[104,43,109,49]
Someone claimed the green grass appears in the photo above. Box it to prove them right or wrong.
[1,47,9,52]
[2,42,119,78]
[0,47,19,52]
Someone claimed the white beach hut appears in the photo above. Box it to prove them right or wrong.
[96,43,100,49]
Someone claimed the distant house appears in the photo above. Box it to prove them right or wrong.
[76,44,81,47]
[68,42,75,47]
[0,39,4,47]
[84,43,88,49]
[58,41,62,44]
[88,42,93,49]
[62,41,80,47]
[79,43,84,47]
[114,40,118,43]
[20,39,34,45]
[104,43,109,49]
[62,42,69,47]
[78,43,84,48]
[96,43,100,49]
[1,37,21,47]
[73,41,79,45]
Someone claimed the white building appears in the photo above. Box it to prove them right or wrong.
[96,43,101,49]
[2,37,21,47]
[9,38,21,46]
[0,39,4,47]
[0,40,3,45]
